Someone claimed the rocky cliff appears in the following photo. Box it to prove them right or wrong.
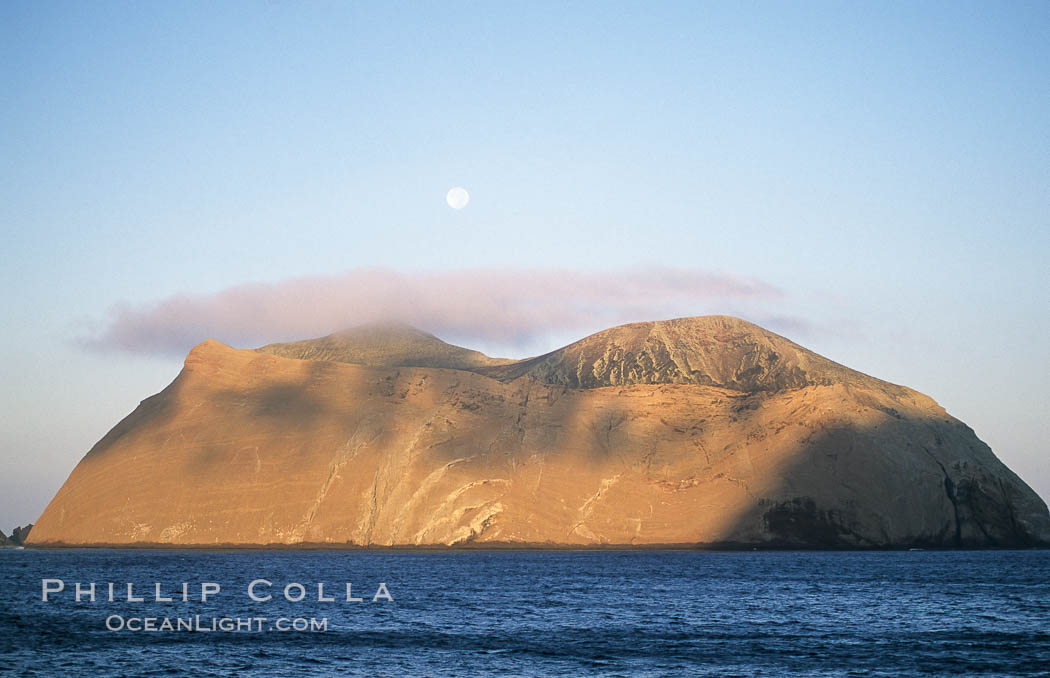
[28,316,1050,547]
[3,524,32,546]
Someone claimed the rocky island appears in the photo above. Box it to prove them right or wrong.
[28,316,1050,548]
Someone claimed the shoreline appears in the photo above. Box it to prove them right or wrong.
[19,541,1050,552]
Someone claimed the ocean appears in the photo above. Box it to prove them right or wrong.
[1,549,1048,676]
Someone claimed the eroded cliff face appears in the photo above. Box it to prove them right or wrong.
[28,317,1050,547]
[476,316,895,393]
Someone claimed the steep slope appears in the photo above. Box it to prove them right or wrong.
[478,316,897,392]
[28,318,1050,548]
[258,322,511,370]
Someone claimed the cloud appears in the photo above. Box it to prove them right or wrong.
[78,267,799,357]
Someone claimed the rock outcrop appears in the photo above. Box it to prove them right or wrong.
[28,316,1050,548]
[6,525,32,545]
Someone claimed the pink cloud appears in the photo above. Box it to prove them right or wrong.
[78,267,796,356]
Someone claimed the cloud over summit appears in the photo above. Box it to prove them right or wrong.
[80,267,792,357]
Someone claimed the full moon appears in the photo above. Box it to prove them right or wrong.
[446,186,469,209]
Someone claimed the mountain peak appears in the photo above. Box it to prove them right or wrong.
[256,323,511,370]
[477,315,895,392]
[255,315,901,393]
[331,320,435,339]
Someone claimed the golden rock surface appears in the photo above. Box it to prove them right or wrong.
[29,317,1050,547]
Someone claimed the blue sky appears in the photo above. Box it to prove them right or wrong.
[1,1,1048,526]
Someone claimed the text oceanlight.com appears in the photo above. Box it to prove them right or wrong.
[105,615,329,633]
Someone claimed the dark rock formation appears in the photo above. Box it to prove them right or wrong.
[7,525,32,545]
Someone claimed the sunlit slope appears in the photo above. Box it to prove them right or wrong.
[30,317,1050,547]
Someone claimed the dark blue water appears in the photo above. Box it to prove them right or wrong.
[1,549,1048,676]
